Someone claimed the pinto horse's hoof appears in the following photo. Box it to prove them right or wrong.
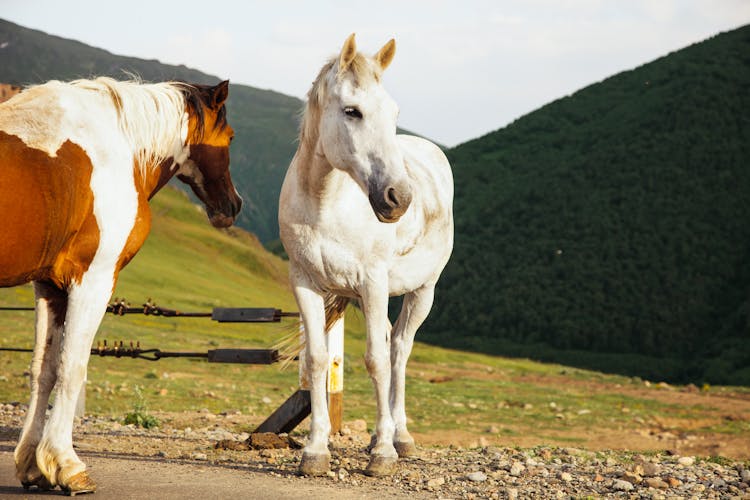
[364,455,398,477]
[299,452,331,476]
[21,475,53,492]
[61,471,96,496]
[394,440,418,458]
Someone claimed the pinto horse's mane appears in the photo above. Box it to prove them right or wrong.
[299,53,381,149]
[66,77,206,174]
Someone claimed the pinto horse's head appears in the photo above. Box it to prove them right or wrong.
[177,80,242,228]
[313,34,412,223]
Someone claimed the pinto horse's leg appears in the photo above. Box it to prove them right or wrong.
[390,285,435,458]
[293,277,330,476]
[35,273,112,494]
[361,281,399,476]
[14,281,66,490]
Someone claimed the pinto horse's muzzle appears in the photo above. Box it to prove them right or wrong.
[206,188,242,228]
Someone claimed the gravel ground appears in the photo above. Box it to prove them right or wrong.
[2,402,750,499]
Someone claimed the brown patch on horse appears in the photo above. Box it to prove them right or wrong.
[135,156,176,200]
[116,163,155,274]
[0,131,99,289]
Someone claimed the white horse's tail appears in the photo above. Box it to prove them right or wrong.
[274,294,350,368]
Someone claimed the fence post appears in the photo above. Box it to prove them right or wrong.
[298,317,344,434]
[326,317,344,434]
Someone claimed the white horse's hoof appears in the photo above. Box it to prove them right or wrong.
[365,455,398,476]
[299,452,331,476]
[394,440,417,458]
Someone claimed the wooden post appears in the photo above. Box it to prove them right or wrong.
[326,317,344,434]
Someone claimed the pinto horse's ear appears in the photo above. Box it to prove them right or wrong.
[339,33,357,73]
[211,80,230,108]
[374,39,396,71]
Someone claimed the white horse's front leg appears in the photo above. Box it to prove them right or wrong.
[293,279,330,476]
[361,281,398,476]
[35,273,112,494]
[390,285,435,458]
[14,282,66,491]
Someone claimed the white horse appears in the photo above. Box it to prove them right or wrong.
[279,34,454,477]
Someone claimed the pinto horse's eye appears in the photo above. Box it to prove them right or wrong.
[344,107,363,119]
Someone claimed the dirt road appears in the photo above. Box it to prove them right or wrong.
[0,446,414,499]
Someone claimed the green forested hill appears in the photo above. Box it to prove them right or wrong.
[424,25,750,384]
[0,18,302,243]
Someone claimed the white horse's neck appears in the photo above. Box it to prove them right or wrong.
[293,138,357,215]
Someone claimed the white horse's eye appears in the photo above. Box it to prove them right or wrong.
[343,106,363,119]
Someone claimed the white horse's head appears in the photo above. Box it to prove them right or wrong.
[309,34,412,223]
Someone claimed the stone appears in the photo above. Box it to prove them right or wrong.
[666,477,683,487]
[620,470,642,484]
[612,479,634,491]
[509,462,525,476]
[640,462,662,477]
[337,468,349,481]
[678,456,695,466]
[559,472,573,482]
[426,476,445,489]
[466,471,487,482]
[644,477,669,489]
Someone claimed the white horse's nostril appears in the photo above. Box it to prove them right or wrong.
[386,187,400,208]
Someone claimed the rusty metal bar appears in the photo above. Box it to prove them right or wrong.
[0,299,298,322]
[1,341,280,366]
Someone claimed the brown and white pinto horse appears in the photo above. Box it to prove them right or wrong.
[0,77,241,494]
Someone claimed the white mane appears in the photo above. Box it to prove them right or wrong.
[70,77,189,174]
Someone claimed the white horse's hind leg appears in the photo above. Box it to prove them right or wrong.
[361,282,398,476]
[390,285,435,458]
[14,282,65,490]
[293,279,331,476]
[35,274,111,494]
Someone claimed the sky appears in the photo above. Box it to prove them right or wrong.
[3,1,750,147]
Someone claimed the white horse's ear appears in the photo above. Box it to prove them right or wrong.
[374,39,396,71]
[339,33,357,73]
